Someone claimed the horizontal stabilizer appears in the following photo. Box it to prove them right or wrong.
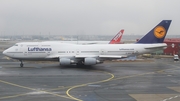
[144,44,167,49]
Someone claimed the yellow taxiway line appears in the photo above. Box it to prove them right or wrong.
[66,71,115,101]
[65,63,180,101]
[0,63,179,101]
[0,79,73,100]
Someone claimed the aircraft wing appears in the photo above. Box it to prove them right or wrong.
[76,55,127,59]
[46,54,127,59]
[98,55,127,58]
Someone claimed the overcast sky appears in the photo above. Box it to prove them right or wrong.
[0,0,179,36]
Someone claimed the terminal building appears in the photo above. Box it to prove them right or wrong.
[164,38,180,56]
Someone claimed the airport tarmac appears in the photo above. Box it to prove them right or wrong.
[0,53,180,101]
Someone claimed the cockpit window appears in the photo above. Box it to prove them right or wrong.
[14,44,18,46]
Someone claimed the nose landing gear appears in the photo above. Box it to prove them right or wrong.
[20,60,24,67]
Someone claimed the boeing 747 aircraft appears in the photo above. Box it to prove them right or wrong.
[3,20,171,67]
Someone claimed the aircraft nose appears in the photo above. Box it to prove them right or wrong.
[3,49,8,56]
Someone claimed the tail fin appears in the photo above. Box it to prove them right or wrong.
[136,20,171,43]
[109,29,124,44]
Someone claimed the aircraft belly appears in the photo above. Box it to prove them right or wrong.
[13,57,58,61]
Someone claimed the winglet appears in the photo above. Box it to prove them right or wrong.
[109,29,124,44]
[137,20,171,43]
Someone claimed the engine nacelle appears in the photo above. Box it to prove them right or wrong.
[59,58,71,65]
[84,58,97,65]
[59,58,77,65]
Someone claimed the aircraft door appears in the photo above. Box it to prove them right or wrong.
[15,44,24,57]
[39,44,48,58]
[47,51,51,56]
[18,44,27,56]
[100,49,106,55]
[11,45,19,57]
[38,44,52,57]
[76,49,80,55]
[21,45,28,56]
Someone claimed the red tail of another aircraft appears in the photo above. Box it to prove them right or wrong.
[109,29,124,44]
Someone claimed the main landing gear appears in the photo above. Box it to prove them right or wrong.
[19,60,24,67]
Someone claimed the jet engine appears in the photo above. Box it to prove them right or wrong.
[59,58,77,65]
[59,58,71,65]
[84,58,101,65]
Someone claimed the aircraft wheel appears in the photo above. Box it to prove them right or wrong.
[76,63,84,66]
[20,60,24,67]
[20,63,23,67]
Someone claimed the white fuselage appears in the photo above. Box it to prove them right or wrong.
[3,41,166,61]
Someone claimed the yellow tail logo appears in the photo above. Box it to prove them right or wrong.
[154,26,166,38]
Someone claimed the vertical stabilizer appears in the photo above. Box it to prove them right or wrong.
[137,20,171,43]
[109,29,124,44]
